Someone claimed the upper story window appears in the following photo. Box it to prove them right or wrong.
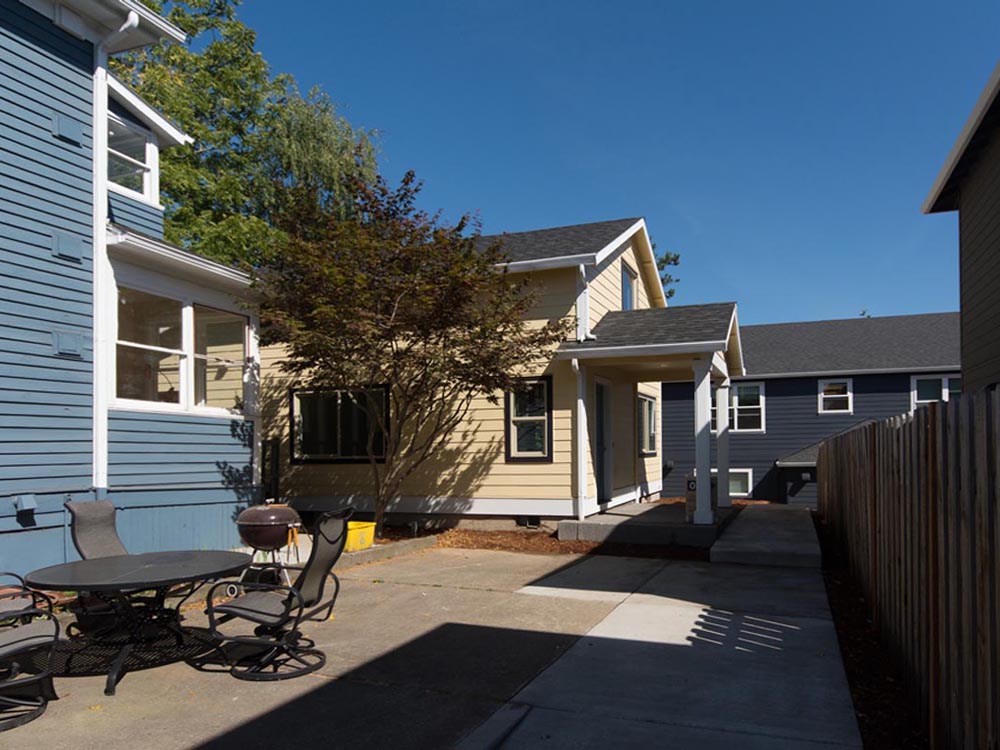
[911,375,961,410]
[505,376,553,462]
[818,378,853,414]
[621,261,637,310]
[712,382,765,433]
[108,112,158,204]
[291,389,387,463]
[115,286,247,413]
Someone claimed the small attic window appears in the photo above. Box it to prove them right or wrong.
[108,112,158,204]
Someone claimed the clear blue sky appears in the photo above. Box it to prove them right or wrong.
[238,0,999,325]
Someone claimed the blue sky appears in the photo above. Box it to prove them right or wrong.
[238,0,999,325]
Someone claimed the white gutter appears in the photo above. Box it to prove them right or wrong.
[107,228,251,291]
[501,252,598,273]
[732,365,961,380]
[92,13,138,495]
[556,340,727,360]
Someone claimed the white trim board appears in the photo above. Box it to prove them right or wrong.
[108,75,192,147]
[291,495,577,518]
[557,340,726,360]
[727,365,961,381]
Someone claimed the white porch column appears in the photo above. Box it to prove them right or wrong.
[716,378,731,509]
[572,359,588,521]
[692,358,714,525]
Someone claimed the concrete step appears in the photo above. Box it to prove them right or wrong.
[557,502,732,549]
[709,505,821,568]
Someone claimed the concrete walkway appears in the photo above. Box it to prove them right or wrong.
[711,504,822,568]
[460,548,860,747]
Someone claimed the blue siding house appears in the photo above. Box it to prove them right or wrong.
[662,313,960,505]
[1,0,258,574]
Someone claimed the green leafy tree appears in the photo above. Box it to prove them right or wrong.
[256,173,570,534]
[111,0,376,266]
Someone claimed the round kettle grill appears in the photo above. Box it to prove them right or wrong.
[229,504,302,597]
[236,504,301,551]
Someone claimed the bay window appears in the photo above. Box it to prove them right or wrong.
[115,285,248,412]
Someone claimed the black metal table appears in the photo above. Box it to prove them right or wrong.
[26,551,250,695]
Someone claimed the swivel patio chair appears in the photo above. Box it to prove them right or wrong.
[204,508,352,681]
[0,587,59,731]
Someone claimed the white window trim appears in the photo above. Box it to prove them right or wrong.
[508,378,550,459]
[110,276,250,418]
[638,393,657,455]
[709,467,753,498]
[817,378,854,415]
[107,111,162,208]
[910,373,962,412]
[712,381,766,434]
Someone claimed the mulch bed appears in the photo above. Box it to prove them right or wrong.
[434,528,709,560]
[814,513,929,750]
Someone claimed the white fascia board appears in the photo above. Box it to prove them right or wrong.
[734,365,961,380]
[108,76,192,147]
[116,0,187,46]
[500,252,598,273]
[725,307,747,376]
[556,340,726,360]
[107,227,251,292]
[923,57,1000,214]
[593,218,667,309]
[22,0,186,51]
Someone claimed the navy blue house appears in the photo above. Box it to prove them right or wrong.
[1,0,259,574]
[662,313,960,504]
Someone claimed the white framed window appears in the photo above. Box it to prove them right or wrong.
[708,467,753,497]
[108,112,159,205]
[911,374,962,411]
[818,378,853,414]
[506,376,553,462]
[621,261,637,311]
[114,284,248,415]
[637,394,657,456]
[291,389,387,462]
[712,381,765,433]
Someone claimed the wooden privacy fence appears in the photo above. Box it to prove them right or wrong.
[818,392,1000,749]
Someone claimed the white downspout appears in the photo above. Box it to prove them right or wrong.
[572,358,588,521]
[92,12,138,497]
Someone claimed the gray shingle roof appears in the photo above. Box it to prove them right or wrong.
[480,218,641,263]
[741,312,960,376]
[561,302,736,350]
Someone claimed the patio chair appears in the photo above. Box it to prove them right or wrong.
[204,508,352,681]
[0,587,58,731]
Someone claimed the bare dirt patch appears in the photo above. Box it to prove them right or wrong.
[435,527,709,560]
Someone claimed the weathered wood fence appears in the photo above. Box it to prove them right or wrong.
[817,393,1000,749]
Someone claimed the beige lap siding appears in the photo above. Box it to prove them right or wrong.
[587,240,652,331]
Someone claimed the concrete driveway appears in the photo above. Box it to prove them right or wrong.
[9,547,860,750]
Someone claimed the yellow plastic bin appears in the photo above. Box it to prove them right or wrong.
[345,521,376,552]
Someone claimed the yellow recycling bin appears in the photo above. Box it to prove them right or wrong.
[345,521,376,552]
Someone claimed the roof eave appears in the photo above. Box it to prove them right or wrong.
[107,226,250,292]
[556,340,727,360]
[923,57,1000,214]
[108,75,192,147]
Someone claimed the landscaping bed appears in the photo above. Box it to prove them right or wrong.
[814,513,928,750]
[435,527,709,560]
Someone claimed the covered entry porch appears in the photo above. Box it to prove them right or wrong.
[557,303,744,526]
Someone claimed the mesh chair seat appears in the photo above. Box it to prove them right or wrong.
[212,591,291,628]
[0,620,57,661]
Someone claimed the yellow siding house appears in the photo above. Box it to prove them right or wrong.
[260,218,744,524]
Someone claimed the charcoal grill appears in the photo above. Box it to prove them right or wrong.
[228,504,302,597]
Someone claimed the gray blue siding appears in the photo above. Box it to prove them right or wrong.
[662,373,938,504]
[0,2,93,500]
[108,190,164,238]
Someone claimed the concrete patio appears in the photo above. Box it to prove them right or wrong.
[16,544,859,750]
[556,500,737,547]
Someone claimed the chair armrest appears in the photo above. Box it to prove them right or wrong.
[0,572,26,587]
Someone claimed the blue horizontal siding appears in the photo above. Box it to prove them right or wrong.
[108,191,164,238]
[0,2,94,501]
[661,372,947,504]
[108,410,254,496]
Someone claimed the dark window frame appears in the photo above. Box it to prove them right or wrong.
[504,375,554,464]
[289,385,390,464]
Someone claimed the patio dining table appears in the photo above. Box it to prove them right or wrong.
[26,550,250,696]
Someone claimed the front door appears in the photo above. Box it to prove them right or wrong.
[595,382,611,503]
